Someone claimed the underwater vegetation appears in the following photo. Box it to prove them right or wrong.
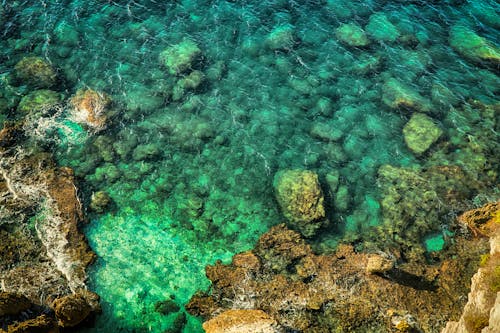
[0,0,498,332]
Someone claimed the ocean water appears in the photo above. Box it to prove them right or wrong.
[0,0,498,332]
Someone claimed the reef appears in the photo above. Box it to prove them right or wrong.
[187,204,499,333]
[0,122,99,332]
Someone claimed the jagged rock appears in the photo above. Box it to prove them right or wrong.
[52,293,92,327]
[273,169,327,237]
[403,113,443,155]
[0,292,31,316]
[202,309,280,333]
[441,202,500,333]
[189,223,489,332]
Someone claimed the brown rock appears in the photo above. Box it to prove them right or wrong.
[202,309,280,333]
[6,314,59,333]
[0,292,31,316]
[52,293,92,327]
[366,254,395,274]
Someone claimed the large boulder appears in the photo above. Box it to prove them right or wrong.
[273,169,326,237]
[403,113,443,155]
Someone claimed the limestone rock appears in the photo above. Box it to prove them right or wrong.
[441,202,500,333]
[403,113,443,154]
[202,309,280,333]
[366,254,395,274]
[273,170,326,237]
[335,23,370,47]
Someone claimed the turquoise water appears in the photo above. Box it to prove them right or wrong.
[0,0,498,332]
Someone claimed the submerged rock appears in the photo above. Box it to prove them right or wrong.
[382,78,432,113]
[449,25,500,65]
[17,89,62,116]
[335,23,370,47]
[266,24,295,50]
[160,39,202,75]
[68,88,111,132]
[14,56,57,88]
[273,169,326,237]
[403,113,443,155]
[366,12,400,43]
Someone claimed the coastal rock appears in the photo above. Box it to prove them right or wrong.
[5,314,59,333]
[449,25,500,65]
[441,202,500,333]
[382,78,432,113]
[335,23,370,47]
[189,223,489,332]
[403,113,443,155]
[273,170,326,237]
[90,191,111,213]
[68,88,111,132]
[160,39,201,75]
[14,56,57,88]
[52,292,93,327]
[202,309,280,333]
[0,292,31,316]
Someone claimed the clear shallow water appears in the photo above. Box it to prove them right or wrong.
[0,0,498,332]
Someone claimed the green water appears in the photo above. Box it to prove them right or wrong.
[1,0,498,331]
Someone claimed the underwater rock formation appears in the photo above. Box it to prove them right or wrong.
[403,113,443,155]
[442,202,500,333]
[160,39,202,75]
[68,88,111,132]
[335,23,370,47]
[449,25,500,65]
[188,220,491,332]
[382,77,432,113]
[273,169,326,237]
[13,56,57,88]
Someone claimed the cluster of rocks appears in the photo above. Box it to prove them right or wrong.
[188,203,499,332]
[0,121,99,331]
